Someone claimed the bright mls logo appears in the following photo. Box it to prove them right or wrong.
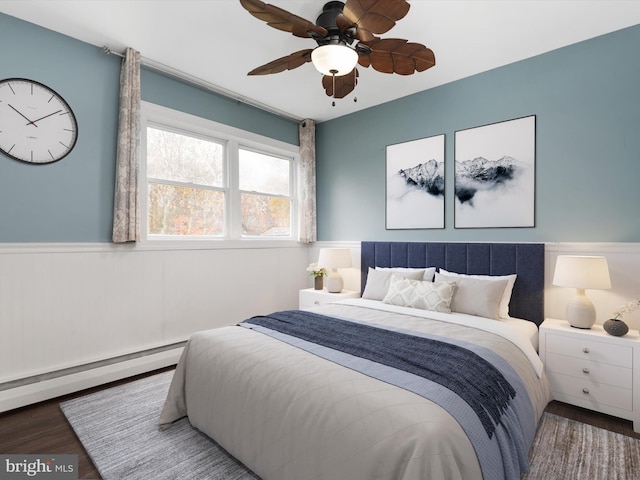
[0,455,77,479]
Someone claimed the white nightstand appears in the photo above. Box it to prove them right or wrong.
[539,318,640,433]
[299,288,360,309]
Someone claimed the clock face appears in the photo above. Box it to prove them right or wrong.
[0,78,78,164]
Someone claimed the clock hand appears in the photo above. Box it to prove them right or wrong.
[8,104,37,127]
[28,109,63,125]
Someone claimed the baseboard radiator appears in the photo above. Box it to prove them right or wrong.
[0,343,185,413]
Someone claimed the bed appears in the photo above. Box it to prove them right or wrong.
[160,241,552,480]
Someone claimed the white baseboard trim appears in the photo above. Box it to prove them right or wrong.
[0,347,182,413]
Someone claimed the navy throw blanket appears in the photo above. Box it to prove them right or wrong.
[242,310,516,439]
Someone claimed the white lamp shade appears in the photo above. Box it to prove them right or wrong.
[311,45,358,76]
[552,255,611,290]
[317,248,352,270]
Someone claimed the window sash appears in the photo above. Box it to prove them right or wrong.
[146,125,226,188]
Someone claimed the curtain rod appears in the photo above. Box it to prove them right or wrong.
[102,46,303,123]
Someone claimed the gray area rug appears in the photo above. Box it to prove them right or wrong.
[523,411,640,480]
[61,371,640,480]
[61,371,260,480]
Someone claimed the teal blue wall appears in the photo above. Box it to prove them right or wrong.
[3,12,639,243]
[316,25,640,242]
[0,13,298,242]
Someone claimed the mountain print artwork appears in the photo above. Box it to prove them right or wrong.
[454,116,535,228]
[386,134,445,229]
[398,159,445,197]
[455,155,519,205]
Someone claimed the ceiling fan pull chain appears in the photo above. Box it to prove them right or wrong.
[331,70,337,107]
[353,69,357,103]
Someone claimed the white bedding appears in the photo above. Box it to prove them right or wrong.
[502,316,540,352]
[335,298,543,373]
[160,301,551,480]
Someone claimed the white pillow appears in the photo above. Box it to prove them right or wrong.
[438,269,517,319]
[382,275,456,313]
[362,268,425,300]
[434,272,509,320]
[376,266,436,282]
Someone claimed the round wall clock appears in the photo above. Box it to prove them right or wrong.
[0,78,78,165]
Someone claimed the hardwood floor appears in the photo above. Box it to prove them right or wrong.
[0,367,174,480]
[1,368,638,480]
[544,400,640,440]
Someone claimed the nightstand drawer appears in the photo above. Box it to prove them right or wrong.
[545,352,632,389]
[548,372,633,411]
[546,334,632,368]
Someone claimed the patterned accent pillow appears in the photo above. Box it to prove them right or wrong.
[382,275,456,313]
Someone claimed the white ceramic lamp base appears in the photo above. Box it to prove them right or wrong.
[326,271,344,293]
[566,289,596,329]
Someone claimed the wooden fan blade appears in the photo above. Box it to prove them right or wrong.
[359,38,435,75]
[322,69,359,99]
[248,49,313,75]
[239,0,328,38]
[335,13,356,32]
[335,13,373,42]
[343,0,410,37]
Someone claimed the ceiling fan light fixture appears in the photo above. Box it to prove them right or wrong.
[311,44,358,76]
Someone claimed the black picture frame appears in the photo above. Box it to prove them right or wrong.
[454,115,536,228]
[385,134,445,230]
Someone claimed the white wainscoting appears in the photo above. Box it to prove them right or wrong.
[3,240,638,412]
[0,242,310,411]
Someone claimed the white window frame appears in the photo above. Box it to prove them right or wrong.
[140,102,300,248]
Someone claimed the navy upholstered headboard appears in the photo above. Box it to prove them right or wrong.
[360,242,545,326]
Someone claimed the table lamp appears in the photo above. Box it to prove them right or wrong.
[552,255,611,329]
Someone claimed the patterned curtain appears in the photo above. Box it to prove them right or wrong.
[298,119,317,243]
[112,48,141,243]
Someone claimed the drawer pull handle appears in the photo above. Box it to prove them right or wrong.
[582,368,590,374]
[582,388,590,395]
[314,301,320,305]
[582,347,590,354]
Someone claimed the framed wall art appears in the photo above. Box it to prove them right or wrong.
[454,115,536,228]
[386,134,445,229]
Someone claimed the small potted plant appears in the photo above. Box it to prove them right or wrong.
[603,299,639,336]
[306,262,327,290]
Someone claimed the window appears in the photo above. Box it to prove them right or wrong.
[147,127,225,236]
[239,148,291,237]
[141,103,298,243]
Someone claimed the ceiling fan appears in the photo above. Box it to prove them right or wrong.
[239,0,436,102]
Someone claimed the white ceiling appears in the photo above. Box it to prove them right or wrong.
[2,1,640,122]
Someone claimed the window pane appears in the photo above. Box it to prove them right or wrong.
[147,127,224,186]
[148,183,224,236]
[239,149,290,196]
[241,193,291,237]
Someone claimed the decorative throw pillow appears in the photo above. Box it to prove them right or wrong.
[382,275,456,313]
[362,268,426,300]
[434,272,509,320]
[438,269,517,319]
[376,266,436,282]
